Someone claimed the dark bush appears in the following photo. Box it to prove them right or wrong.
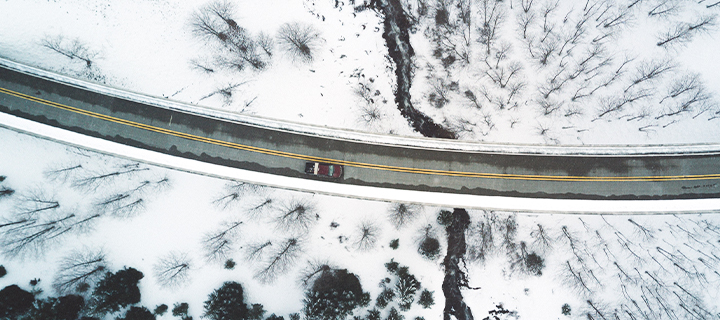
[418,237,440,259]
[0,285,35,318]
[0,266,6,278]
[389,239,399,250]
[117,306,155,320]
[386,307,403,320]
[266,314,284,320]
[0,186,14,197]
[154,304,168,316]
[375,287,395,309]
[92,267,144,314]
[525,253,545,276]
[395,267,420,311]
[561,303,571,316]
[417,289,434,309]
[365,309,381,320]
[384,260,399,273]
[248,303,265,320]
[303,269,368,320]
[204,282,248,320]
[173,302,189,317]
[224,259,236,270]
[436,210,453,226]
[435,8,449,25]
[56,295,85,320]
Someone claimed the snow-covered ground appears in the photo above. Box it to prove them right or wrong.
[2,0,720,319]
[1,127,719,319]
[1,0,719,145]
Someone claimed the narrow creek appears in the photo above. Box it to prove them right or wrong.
[371,0,456,139]
[369,1,474,318]
[441,208,475,320]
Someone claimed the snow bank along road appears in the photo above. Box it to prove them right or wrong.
[2,60,720,201]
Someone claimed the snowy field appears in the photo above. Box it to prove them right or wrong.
[0,0,719,145]
[2,0,720,319]
[1,127,719,319]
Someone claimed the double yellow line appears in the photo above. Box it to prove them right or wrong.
[2,86,719,182]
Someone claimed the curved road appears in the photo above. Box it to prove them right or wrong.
[2,62,720,200]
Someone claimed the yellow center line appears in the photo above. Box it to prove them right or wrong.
[2,86,719,182]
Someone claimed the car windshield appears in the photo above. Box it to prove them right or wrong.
[328,166,334,175]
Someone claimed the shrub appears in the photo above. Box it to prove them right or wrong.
[154,304,168,316]
[384,260,399,273]
[525,253,545,276]
[0,285,35,318]
[203,282,248,320]
[365,308,381,320]
[56,295,85,320]
[436,210,453,226]
[389,239,399,250]
[248,303,265,320]
[375,287,395,309]
[224,259,236,270]
[173,302,189,317]
[561,303,571,316]
[387,203,422,229]
[0,266,6,278]
[395,267,420,311]
[417,289,434,309]
[91,267,144,314]
[418,237,441,259]
[386,307,403,320]
[266,314,284,320]
[277,22,321,63]
[303,269,368,320]
[118,306,155,320]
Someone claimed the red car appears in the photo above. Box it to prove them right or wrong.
[305,162,343,178]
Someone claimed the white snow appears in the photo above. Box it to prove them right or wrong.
[2,0,720,319]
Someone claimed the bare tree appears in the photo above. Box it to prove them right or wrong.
[624,59,674,93]
[43,163,83,184]
[255,237,303,283]
[0,185,13,199]
[256,32,275,57]
[190,0,270,71]
[478,0,506,55]
[659,73,700,104]
[41,35,98,68]
[203,220,243,262]
[359,103,384,128]
[212,181,261,210]
[154,252,192,288]
[275,198,317,232]
[562,260,592,295]
[657,15,716,47]
[244,240,272,262]
[387,203,423,229]
[354,221,380,251]
[0,189,83,258]
[244,195,276,219]
[198,82,248,106]
[94,176,169,218]
[71,162,149,191]
[277,22,322,63]
[298,260,333,287]
[465,212,496,263]
[485,61,523,88]
[530,223,553,253]
[53,248,107,294]
[648,0,680,17]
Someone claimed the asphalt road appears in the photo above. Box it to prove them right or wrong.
[2,64,720,200]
